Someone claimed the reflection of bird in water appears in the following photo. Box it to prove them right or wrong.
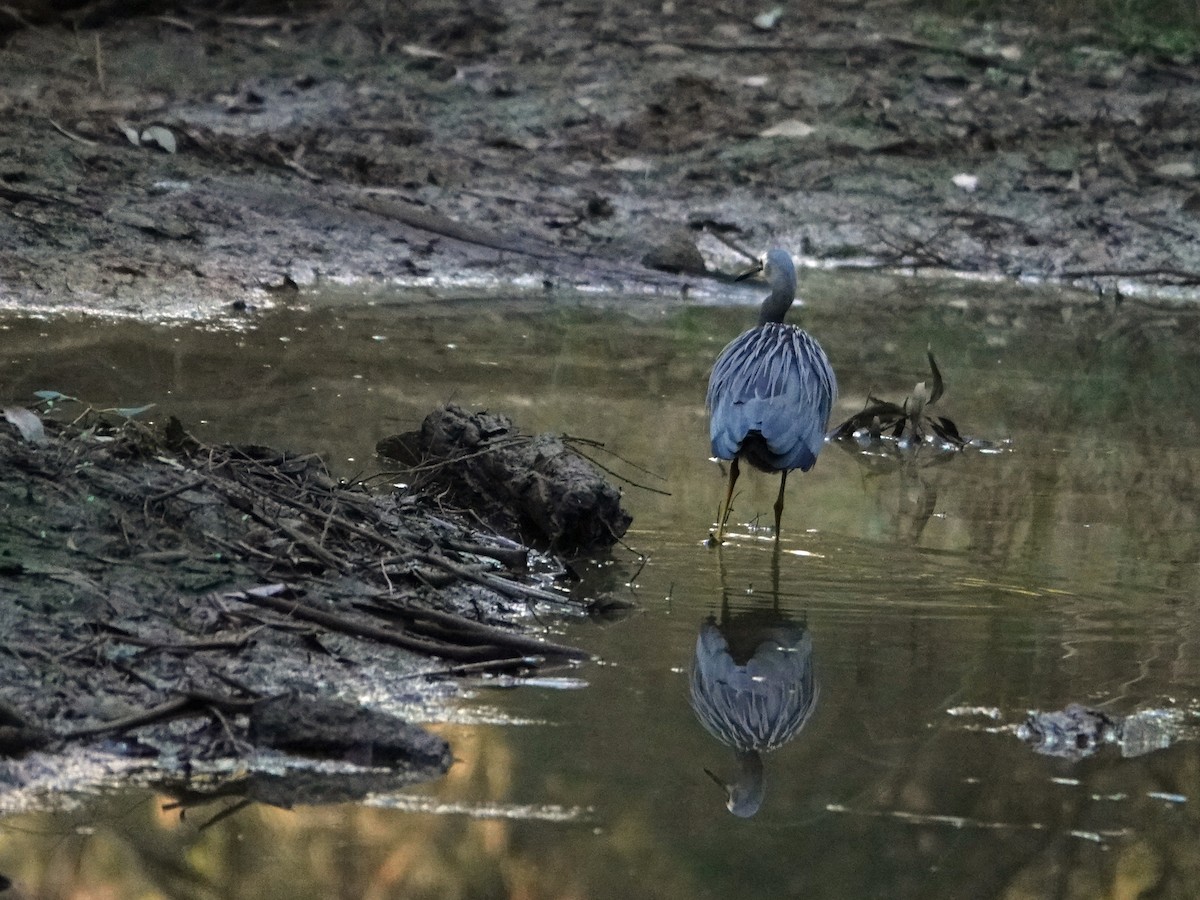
[688,591,818,817]
[707,248,837,543]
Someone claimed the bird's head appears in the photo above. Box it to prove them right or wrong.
[734,257,764,283]
[737,248,798,325]
[704,751,766,818]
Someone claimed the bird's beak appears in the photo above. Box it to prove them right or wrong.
[734,259,764,282]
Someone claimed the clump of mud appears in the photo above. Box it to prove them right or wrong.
[377,403,633,556]
[0,403,597,797]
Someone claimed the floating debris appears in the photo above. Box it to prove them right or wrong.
[831,350,970,460]
[1016,704,1186,760]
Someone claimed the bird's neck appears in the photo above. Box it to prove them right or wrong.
[757,285,795,325]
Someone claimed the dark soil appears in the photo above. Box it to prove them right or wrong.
[378,404,633,555]
[0,403,607,797]
[2,0,1199,809]
[2,0,1200,319]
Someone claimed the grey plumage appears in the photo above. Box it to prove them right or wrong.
[689,615,818,817]
[706,248,837,540]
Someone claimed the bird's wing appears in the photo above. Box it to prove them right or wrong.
[706,325,837,470]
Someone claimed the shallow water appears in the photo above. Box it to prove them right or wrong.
[2,272,1200,898]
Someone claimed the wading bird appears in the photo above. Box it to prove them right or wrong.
[706,248,837,542]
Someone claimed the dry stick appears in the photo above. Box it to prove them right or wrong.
[210,469,401,552]
[102,629,256,653]
[227,587,586,660]
[561,435,667,482]
[204,530,284,565]
[396,656,546,679]
[201,662,264,699]
[0,6,34,27]
[153,14,196,31]
[48,119,99,147]
[614,33,1015,69]
[203,473,349,571]
[63,696,193,738]
[206,702,252,755]
[238,481,581,609]
[410,551,578,609]
[204,451,580,609]
[612,34,840,54]
[1059,266,1200,284]
[147,476,207,504]
[703,228,759,263]
[63,690,261,739]
[0,183,86,207]
[352,195,555,258]
[365,600,587,660]
[399,435,529,476]
[566,444,671,497]
[93,33,105,94]
[444,540,529,570]
[271,515,344,571]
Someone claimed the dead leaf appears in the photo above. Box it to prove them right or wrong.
[3,407,47,444]
[952,173,979,192]
[141,125,177,154]
[752,7,783,30]
[760,119,815,139]
[117,121,140,146]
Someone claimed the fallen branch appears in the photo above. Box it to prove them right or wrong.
[61,691,257,739]
[227,584,587,660]
[362,598,589,660]
[352,195,554,258]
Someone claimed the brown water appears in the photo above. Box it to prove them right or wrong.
[2,272,1200,898]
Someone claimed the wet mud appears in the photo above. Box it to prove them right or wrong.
[0,403,597,794]
[1,0,1199,319]
[377,403,633,555]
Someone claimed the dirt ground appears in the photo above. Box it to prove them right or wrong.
[2,0,1199,803]
[0,402,617,801]
[1,0,1199,319]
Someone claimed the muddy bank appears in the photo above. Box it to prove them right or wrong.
[0,401,618,805]
[1,0,1199,319]
[378,403,633,554]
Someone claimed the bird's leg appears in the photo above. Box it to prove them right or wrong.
[716,457,740,542]
[773,469,789,541]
